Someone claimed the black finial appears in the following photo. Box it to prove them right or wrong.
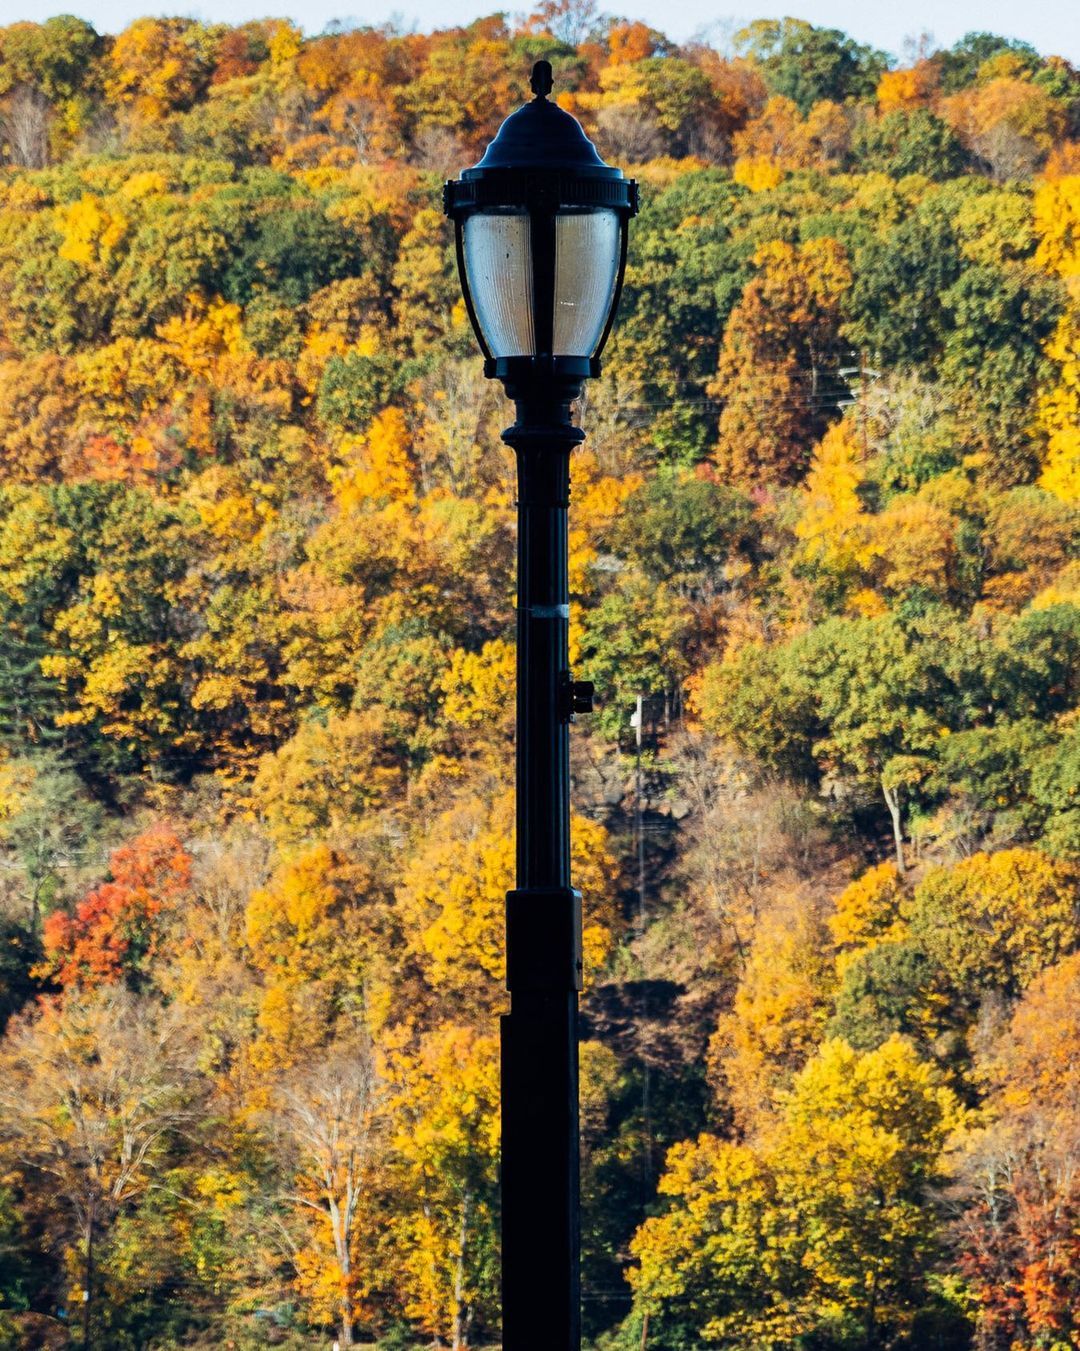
[531,60,553,99]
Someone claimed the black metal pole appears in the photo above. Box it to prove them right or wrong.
[500,384,585,1351]
[443,57,635,1348]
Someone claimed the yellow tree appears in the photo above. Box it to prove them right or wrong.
[794,417,874,593]
[0,354,80,481]
[395,789,618,1017]
[710,238,851,486]
[267,1035,384,1348]
[34,486,201,765]
[104,18,218,122]
[567,446,643,660]
[905,848,1080,999]
[70,336,183,459]
[708,894,835,1131]
[175,463,295,772]
[249,708,401,849]
[876,62,938,113]
[0,990,198,1341]
[295,28,397,163]
[157,825,268,1097]
[631,1037,961,1346]
[385,1024,500,1350]
[731,94,848,188]
[331,406,417,508]
[438,637,515,763]
[56,194,128,270]
[865,494,960,603]
[828,860,906,961]
[629,1135,793,1344]
[245,843,393,1071]
[940,77,1066,180]
[280,483,512,745]
[1034,175,1080,502]
[391,208,458,359]
[768,1037,962,1339]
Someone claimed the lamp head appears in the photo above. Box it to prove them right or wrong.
[444,61,638,399]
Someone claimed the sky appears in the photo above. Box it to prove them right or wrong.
[2,0,1079,62]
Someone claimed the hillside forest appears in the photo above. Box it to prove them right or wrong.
[0,8,1078,1349]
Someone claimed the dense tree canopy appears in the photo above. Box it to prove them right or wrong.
[0,9,1076,1350]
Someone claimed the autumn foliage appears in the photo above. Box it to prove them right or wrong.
[41,824,190,988]
[0,9,1076,1351]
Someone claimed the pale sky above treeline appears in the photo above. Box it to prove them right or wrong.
[3,0,1078,62]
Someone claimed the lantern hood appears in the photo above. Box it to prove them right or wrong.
[462,61,622,180]
[444,61,639,217]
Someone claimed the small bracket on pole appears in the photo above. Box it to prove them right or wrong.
[560,673,594,722]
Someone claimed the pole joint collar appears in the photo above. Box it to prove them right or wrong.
[506,887,583,992]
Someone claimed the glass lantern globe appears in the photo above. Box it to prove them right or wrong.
[444,61,638,387]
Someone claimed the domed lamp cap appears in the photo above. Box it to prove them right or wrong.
[464,60,621,179]
[444,62,639,212]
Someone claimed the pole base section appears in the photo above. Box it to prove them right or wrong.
[501,989,580,1351]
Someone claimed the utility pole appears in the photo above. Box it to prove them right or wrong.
[632,695,646,934]
[630,695,652,1187]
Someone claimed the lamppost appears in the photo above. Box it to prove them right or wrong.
[444,60,637,1351]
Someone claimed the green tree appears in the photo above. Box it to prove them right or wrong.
[698,605,1080,868]
[0,753,104,930]
[220,199,368,309]
[607,468,754,595]
[698,611,988,868]
[579,570,694,737]
[938,262,1064,484]
[829,939,952,1062]
[936,32,1040,93]
[736,18,887,114]
[0,920,41,1035]
[614,170,749,461]
[844,184,967,367]
[923,713,1068,846]
[0,17,101,105]
[0,989,199,1349]
[1032,723,1080,858]
[850,108,967,179]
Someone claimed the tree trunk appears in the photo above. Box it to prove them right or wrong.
[864,1262,880,1349]
[451,1189,470,1350]
[83,1216,94,1351]
[334,1205,353,1346]
[881,777,905,875]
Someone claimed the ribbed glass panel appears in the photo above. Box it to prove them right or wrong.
[553,210,620,357]
[463,212,535,357]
